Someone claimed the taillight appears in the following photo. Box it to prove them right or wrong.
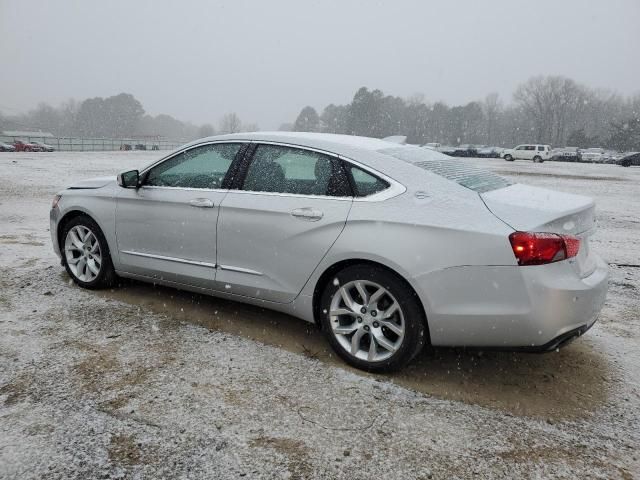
[509,231,580,266]
[52,194,61,209]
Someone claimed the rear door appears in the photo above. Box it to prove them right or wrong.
[215,143,353,303]
[115,142,245,288]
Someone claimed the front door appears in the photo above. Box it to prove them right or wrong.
[115,142,244,288]
[216,143,353,303]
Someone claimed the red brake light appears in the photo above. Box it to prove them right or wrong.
[509,231,580,266]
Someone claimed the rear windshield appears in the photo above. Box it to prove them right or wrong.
[378,146,511,193]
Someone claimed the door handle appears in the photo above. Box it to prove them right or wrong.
[291,207,324,221]
[189,198,214,208]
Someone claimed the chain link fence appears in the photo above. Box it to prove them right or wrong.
[0,135,183,151]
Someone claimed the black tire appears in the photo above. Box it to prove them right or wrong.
[61,215,117,289]
[318,264,427,372]
[533,155,542,163]
[504,154,513,161]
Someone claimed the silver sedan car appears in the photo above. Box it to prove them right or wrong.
[50,132,609,371]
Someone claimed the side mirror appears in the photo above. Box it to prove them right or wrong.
[117,169,140,188]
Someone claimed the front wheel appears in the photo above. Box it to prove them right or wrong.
[61,215,116,289]
[504,154,514,161]
[319,264,427,372]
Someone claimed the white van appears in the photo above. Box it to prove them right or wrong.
[501,144,552,163]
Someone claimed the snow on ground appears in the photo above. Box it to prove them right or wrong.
[0,151,638,479]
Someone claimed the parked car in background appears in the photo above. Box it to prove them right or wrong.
[617,152,640,167]
[551,147,582,162]
[580,148,606,163]
[600,150,619,164]
[120,144,132,151]
[422,142,441,149]
[134,144,147,150]
[50,132,608,372]
[477,146,503,158]
[33,141,55,152]
[0,142,16,152]
[437,145,457,156]
[501,144,551,163]
[13,140,43,152]
[456,144,481,157]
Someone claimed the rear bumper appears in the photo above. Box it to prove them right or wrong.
[516,322,595,352]
[418,255,608,348]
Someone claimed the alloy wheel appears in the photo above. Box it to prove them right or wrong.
[329,280,405,362]
[64,225,102,282]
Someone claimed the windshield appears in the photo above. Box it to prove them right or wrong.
[379,146,512,193]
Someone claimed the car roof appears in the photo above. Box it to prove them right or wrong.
[194,131,396,155]
[174,131,475,195]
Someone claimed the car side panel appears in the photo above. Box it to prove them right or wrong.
[298,191,515,323]
[51,184,119,265]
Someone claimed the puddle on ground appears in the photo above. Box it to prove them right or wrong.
[98,278,613,420]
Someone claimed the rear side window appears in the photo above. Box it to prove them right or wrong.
[346,164,389,197]
[379,146,511,193]
[538,146,545,151]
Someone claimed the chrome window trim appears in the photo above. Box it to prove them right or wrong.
[240,140,406,202]
[121,250,217,268]
[225,189,352,201]
[140,185,229,194]
[218,264,263,276]
[140,140,249,176]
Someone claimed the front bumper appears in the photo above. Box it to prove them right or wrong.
[50,206,61,259]
[417,255,609,348]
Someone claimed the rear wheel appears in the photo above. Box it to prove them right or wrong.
[318,264,427,372]
[61,215,116,289]
[504,154,513,161]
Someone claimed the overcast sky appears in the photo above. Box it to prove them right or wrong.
[1,0,639,129]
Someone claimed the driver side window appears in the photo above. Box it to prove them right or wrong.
[145,143,242,189]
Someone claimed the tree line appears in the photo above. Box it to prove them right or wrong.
[0,93,256,140]
[289,76,640,151]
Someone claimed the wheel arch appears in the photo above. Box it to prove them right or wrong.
[311,258,431,344]
[57,208,112,257]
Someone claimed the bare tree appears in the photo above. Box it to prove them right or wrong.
[219,112,242,134]
[293,106,320,132]
[198,123,215,137]
[483,93,501,145]
[514,76,589,145]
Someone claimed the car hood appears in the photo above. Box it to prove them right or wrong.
[67,176,115,189]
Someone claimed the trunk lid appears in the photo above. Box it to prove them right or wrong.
[481,184,598,277]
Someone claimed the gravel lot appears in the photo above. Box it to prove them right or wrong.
[1,152,639,479]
